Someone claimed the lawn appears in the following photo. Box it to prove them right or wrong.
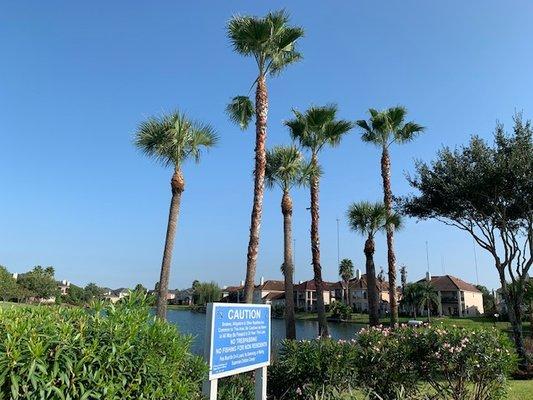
[508,380,533,399]
[295,311,531,333]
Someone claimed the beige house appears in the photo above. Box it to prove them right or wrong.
[348,272,392,315]
[294,280,333,311]
[419,275,484,317]
[253,279,284,304]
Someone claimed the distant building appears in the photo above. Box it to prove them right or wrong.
[104,288,130,303]
[57,280,71,296]
[417,274,484,317]
[253,278,285,304]
[294,279,334,312]
[348,270,393,315]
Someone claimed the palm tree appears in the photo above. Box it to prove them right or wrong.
[347,201,401,326]
[265,145,310,339]
[401,282,421,318]
[356,106,424,326]
[226,11,304,303]
[286,105,353,337]
[417,281,438,322]
[135,111,218,319]
[339,259,354,305]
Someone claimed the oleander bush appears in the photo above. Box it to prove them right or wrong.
[269,338,359,399]
[269,325,516,400]
[0,293,206,400]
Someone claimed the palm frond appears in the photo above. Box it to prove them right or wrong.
[226,96,255,130]
[346,201,388,237]
[265,145,308,191]
[134,111,217,168]
[395,121,425,143]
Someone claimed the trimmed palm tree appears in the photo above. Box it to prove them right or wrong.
[339,258,354,305]
[226,11,304,303]
[135,111,218,319]
[286,105,353,337]
[266,145,310,339]
[356,106,424,326]
[417,281,438,322]
[347,201,401,326]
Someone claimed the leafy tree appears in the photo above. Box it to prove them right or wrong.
[192,282,221,306]
[338,259,354,304]
[17,266,59,301]
[84,283,105,301]
[286,105,353,337]
[356,107,424,326]
[402,114,532,368]
[135,111,218,319]
[134,284,147,294]
[0,266,18,302]
[475,284,496,315]
[347,201,401,326]
[265,145,310,339]
[63,284,87,305]
[226,10,304,304]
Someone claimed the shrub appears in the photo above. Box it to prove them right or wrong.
[330,301,352,321]
[269,339,359,399]
[218,373,255,400]
[0,293,206,399]
[356,324,516,400]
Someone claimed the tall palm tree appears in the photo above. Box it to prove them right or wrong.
[356,107,424,326]
[286,105,353,337]
[417,281,438,322]
[226,11,304,303]
[265,145,310,339]
[135,111,218,319]
[339,258,354,305]
[347,201,401,326]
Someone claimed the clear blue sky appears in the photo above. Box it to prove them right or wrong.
[1,1,532,291]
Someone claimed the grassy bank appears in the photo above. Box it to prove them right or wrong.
[295,311,531,333]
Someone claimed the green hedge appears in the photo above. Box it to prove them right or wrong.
[0,294,206,399]
[269,324,517,400]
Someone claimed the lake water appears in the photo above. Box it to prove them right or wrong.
[166,309,365,355]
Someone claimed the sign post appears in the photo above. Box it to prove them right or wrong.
[203,303,271,400]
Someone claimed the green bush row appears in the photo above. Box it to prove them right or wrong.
[269,325,516,400]
[0,294,206,400]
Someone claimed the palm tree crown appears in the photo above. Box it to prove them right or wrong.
[356,106,425,148]
[285,105,353,154]
[227,10,304,77]
[135,111,218,168]
[346,201,401,237]
[265,145,311,191]
[339,258,354,282]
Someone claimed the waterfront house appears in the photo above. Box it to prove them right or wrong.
[253,278,285,304]
[294,279,333,312]
[417,274,484,316]
[348,270,392,315]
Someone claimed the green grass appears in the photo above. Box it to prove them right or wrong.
[295,311,531,333]
[508,380,533,399]
[166,304,191,310]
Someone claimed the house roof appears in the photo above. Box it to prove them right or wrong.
[263,291,285,300]
[224,285,244,293]
[348,274,389,292]
[255,280,284,291]
[418,275,480,293]
[294,280,331,291]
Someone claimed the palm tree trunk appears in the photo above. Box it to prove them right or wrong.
[156,169,184,320]
[282,190,296,340]
[244,74,268,303]
[310,153,329,337]
[364,236,380,326]
[381,146,398,326]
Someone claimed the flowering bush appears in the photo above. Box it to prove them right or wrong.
[269,338,359,399]
[270,325,516,400]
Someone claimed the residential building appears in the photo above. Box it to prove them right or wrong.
[348,271,392,315]
[294,279,333,312]
[253,278,284,304]
[418,274,484,317]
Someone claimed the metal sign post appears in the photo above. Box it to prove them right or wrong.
[202,303,271,400]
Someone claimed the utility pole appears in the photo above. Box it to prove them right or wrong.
[425,241,430,274]
[336,218,340,267]
[473,237,479,285]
